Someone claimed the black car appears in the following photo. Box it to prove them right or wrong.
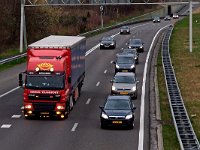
[122,48,139,64]
[100,36,116,49]
[120,26,130,34]
[99,95,136,129]
[113,53,136,73]
[164,15,171,21]
[127,39,144,53]
[153,17,161,23]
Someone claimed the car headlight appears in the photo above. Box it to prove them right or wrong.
[112,86,116,91]
[130,65,135,69]
[125,113,133,119]
[128,46,132,49]
[134,57,137,60]
[110,42,114,45]
[101,112,108,119]
[140,46,143,49]
[116,64,120,69]
[100,43,103,45]
[131,86,136,91]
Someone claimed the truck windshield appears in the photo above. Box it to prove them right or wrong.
[26,74,65,90]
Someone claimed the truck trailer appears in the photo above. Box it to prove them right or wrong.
[19,35,86,119]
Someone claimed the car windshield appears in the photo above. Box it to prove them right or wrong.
[114,75,135,83]
[117,56,134,64]
[105,99,131,110]
[121,26,129,29]
[102,37,113,41]
[26,74,65,90]
[129,39,142,45]
[123,50,137,55]
[154,17,160,19]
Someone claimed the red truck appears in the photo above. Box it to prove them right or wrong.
[19,35,86,119]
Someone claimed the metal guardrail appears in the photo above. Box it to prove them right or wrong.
[0,53,27,65]
[162,26,200,150]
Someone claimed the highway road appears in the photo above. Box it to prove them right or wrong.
[0,20,173,150]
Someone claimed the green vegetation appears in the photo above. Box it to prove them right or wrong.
[0,49,21,59]
[170,13,200,140]
[0,57,26,72]
[157,49,180,150]
[158,12,200,149]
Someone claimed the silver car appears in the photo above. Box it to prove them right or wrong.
[111,72,139,99]
[120,26,130,34]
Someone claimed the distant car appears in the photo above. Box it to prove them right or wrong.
[100,36,116,49]
[99,95,136,129]
[128,39,144,53]
[122,48,139,64]
[111,72,139,99]
[173,14,179,19]
[113,53,136,73]
[153,17,161,23]
[120,26,130,34]
[164,15,171,21]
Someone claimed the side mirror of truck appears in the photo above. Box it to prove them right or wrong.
[19,73,23,87]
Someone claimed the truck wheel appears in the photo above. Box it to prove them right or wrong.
[65,102,70,118]
[70,96,74,110]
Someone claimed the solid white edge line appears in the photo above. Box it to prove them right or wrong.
[138,25,171,150]
[86,98,91,105]
[0,23,151,99]
[96,82,100,87]
[71,123,78,132]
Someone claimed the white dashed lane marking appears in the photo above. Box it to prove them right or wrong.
[86,98,91,105]
[1,124,11,128]
[71,123,78,132]
[11,115,21,118]
[104,70,107,74]
[96,82,100,87]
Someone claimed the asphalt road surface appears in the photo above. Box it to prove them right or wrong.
[0,20,173,150]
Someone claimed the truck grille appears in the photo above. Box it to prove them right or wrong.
[29,94,60,101]
[33,103,56,111]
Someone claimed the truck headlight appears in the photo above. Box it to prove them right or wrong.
[116,64,120,69]
[112,86,116,91]
[101,112,108,119]
[131,86,136,91]
[125,113,133,119]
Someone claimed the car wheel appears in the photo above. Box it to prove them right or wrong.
[100,121,106,129]
[128,121,134,129]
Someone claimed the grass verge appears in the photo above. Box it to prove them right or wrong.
[170,13,200,140]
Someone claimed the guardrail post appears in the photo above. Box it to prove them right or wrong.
[189,0,192,53]
[20,0,25,53]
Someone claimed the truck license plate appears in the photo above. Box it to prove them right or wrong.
[40,112,49,115]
